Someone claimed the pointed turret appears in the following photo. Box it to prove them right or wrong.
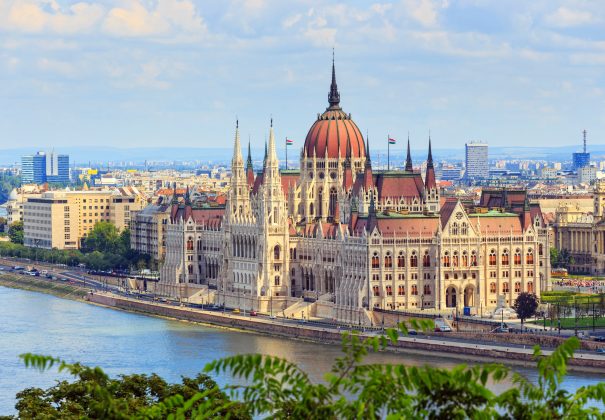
[424,135,436,189]
[171,182,178,204]
[343,137,353,190]
[246,140,255,187]
[231,119,243,166]
[405,136,413,172]
[363,135,374,189]
[327,49,340,109]
[184,185,191,205]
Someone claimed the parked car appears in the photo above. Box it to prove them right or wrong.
[492,326,510,333]
[592,336,605,342]
[250,310,258,316]
[434,325,452,332]
[407,329,418,336]
[596,348,605,354]
[232,308,241,314]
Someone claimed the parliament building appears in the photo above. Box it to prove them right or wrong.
[158,60,550,324]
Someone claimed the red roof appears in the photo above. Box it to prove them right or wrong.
[375,173,424,200]
[303,109,365,159]
[352,215,439,237]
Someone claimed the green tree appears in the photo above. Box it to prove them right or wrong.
[8,221,23,245]
[513,292,539,331]
[550,247,559,267]
[11,355,250,420]
[84,221,124,254]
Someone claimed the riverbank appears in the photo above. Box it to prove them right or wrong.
[0,274,88,301]
[3,273,605,373]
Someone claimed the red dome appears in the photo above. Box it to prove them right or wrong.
[303,109,366,159]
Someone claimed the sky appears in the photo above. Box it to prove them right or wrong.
[0,0,604,154]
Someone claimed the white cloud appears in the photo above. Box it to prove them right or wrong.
[37,57,76,76]
[282,13,302,29]
[545,7,595,28]
[403,0,449,27]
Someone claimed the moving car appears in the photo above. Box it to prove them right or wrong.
[249,310,258,316]
[232,308,241,314]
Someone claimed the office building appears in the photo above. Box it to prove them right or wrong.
[465,142,489,180]
[572,130,590,170]
[21,151,70,184]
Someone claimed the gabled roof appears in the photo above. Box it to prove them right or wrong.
[374,171,424,200]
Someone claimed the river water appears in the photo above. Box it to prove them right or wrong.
[1,286,603,415]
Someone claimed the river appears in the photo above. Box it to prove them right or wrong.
[1,286,603,415]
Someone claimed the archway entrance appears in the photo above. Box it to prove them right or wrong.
[464,285,474,307]
[446,286,457,308]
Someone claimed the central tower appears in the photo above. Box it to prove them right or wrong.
[298,55,366,223]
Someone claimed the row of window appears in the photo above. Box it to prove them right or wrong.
[372,284,432,297]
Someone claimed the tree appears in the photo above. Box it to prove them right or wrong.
[84,221,124,254]
[11,355,251,420]
[513,292,539,330]
[8,221,23,245]
[550,247,559,267]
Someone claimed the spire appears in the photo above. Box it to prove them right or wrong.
[365,132,371,165]
[268,118,278,162]
[171,182,178,204]
[246,139,255,187]
[246,139,253,169]
[232,119,243,164]
[427,133,434,169]
[405,135,413,172]
[328,49,340,109]
[185,185,191,205]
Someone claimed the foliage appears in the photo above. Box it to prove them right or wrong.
[0,173,20,204]
[552,248,575,270]
[8,221,23,245]
[6,321,605,419]
[9,354,250,420]
[0,217,7,230]
[83,221,128,254]
[550,247,559,268]
[513,292,539,328]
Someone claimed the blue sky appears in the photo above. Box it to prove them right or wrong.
[0,0,604,153]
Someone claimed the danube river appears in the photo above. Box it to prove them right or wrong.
[1,286,603,414]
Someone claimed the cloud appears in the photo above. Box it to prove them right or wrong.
[403,0,449,27]
[103,0,206,38]
[545,7,595,28]
[0,0,105,34]
[37,57,76,76]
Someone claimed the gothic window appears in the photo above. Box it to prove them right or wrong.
[373,286,380,297]
[424,285,431,295]
[502,249,509,265]
[187,237,193,251]
[526,249,534,264]
[398,285,405,296]
[329,187,337,218]
[452,251,459,267]
[490,282,496,293]
[514,282,521,293]
[310,203,314,215]
[372,252,379,269]
[451,222,459,235]
[318,188,323,217]
[410,252,418,268]
[188,264,193,275]
[411,285,418,295]
[462,251,468,267]
[275,276,280,286]
[386,286,393,296]
[514,249,521,265]
[489,249,496,266]
[461,222,468,235]
[443,252,450,267]
[274,245,281,260]
[384,252,392,268]
[397,251,405,268]
[470,250,477,266]
[423,250,430,267]
[539,244,543,256]
[527,281,534,293]
[502,282,509,293]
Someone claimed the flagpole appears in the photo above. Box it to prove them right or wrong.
[387,134,390,171]
[285,137,288,170]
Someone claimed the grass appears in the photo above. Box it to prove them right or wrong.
[530,316,605,329]
[541,291,605,305]
[0,273,88,300]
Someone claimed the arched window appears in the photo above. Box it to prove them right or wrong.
[489,249,497,266]
[309,203,314,215]
[470,250,477,266]
[526,249,534,264]
[275,276,280,286]
[188,264,193,275]
[410,252,418,268]
[514,249,521,265]
[423,250,430,267]
[411,285,418,295]
[452,251,459,267]
[538,244,543,256]
[274,245,281,260]
[398,285,405,296]
[443,252,450,267]
[451,222,459,235]
[372,252,379,269]
[527,281,534,293]
[490,282,496,293]
[318,187,323,217]
[461,222,468,235]
[502,282,509,293]
[186,237,193,251]
[502,249,509,265]
[397,251,405,268]
[462,251,468,267]
[373,286,380,297]
[329,187,337,218]
[384,252,392,268]
[514,282,521,293]
[424,285,432,295]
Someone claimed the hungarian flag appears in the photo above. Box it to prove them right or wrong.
[286,138,294,146]
[388,137,396,145]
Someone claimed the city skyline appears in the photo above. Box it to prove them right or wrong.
[0,0,604,150]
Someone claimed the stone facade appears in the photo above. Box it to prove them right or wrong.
[157,63,550,322]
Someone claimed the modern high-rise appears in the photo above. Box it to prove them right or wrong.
[21,151,70,184]
[21,152,47,184]
[572,130,590,170]
[465,142,489,180]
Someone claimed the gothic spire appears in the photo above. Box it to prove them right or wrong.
[185,185,191,205]
[246,138,253,170]
[365,132,371,165]
[232,119,243,164]
[405,135,413,172]
[328,49,340,109]
[427,133,434,169]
